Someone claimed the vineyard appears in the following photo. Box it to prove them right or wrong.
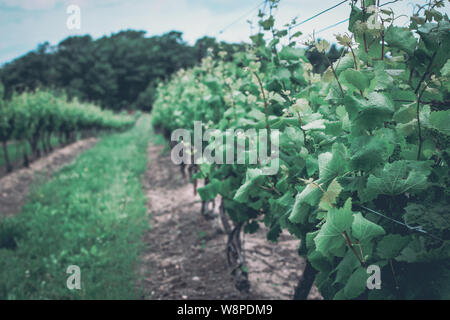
[0,0,449,301]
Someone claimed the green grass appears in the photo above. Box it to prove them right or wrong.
[0,116,152,299]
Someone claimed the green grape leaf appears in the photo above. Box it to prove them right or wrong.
[267,222,282,242]
[343,267,368,299]
[394,103,416,123]
[333,288,348,300]
[318,142,349,182]
[314,199,354,256]
[290,144,348,223]
[336,54,357,75]
[306,231,319,250]
[351,213,385,242]
[372,62,394,90]
[385,26,417,56]
[275,176,289,194]
[319,178,343,211]
[306,155,318,176]
[260,16,275,30]
[356,92,395,129]
[233,168,265,203]
[429,110,450,135]
[301,119,325,131]
[361,160,431,202]
[247,108,266,121]
[279,46,305,61]
[349,133,395,171]
[403,203,450,241]
[376,234,410,260]
[441,59,450,77]
[348,5,363,33]
[269,191,295,218]
[197,179,221,201]
[274,68,291,83]
[341,69,370,92]
[344,92,395,130]
[289,183,321,219]
[334,249,360,285]
[289,200,312,224]
[396,238,450,264]
[309,250,333,272]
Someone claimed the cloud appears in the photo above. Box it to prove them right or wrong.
[1,0,449,66]
[0,0,122,10]
[0,0,61,10]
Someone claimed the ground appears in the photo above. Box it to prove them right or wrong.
[139,143,321,300]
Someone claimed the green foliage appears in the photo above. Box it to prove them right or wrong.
[152,1,449,299]
[0,116,151,299]
[305,43,344,74]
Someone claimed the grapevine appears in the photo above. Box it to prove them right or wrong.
[152,0,450,299]
[0,90,136,172]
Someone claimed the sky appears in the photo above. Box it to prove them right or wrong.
[0,0,448,65]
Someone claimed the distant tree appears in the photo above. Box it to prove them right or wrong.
[195,36,218,62]
[132,81,158,111]
[1,42,57,98]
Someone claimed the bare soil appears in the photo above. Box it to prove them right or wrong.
[0,138,97,217]
[140,143,322,300]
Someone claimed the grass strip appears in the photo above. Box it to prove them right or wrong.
[0,115,152,299]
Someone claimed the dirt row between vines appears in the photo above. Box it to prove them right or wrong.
[0,138,97,217]
[140,143,322,300]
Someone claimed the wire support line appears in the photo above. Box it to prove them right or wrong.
[316,17,349,34]
[380,0,401,7]
[295,17,349,42]
[291,0,349,30]
[218,1,266,35]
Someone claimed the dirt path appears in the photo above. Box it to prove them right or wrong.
[140,143,321,300]
[0,138,97,217]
